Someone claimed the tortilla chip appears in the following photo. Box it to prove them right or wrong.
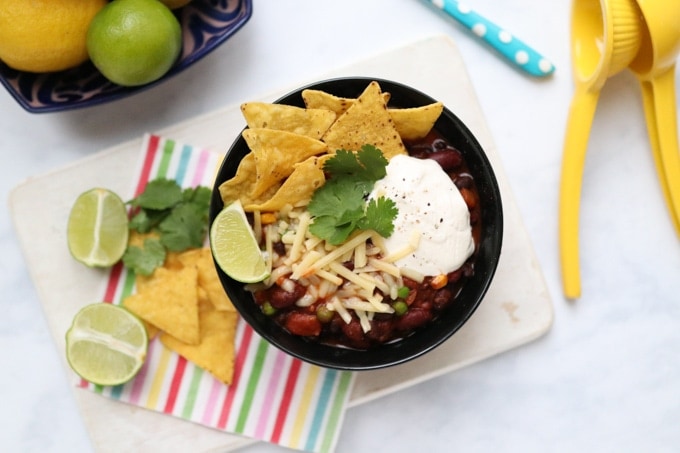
[163,251,185,270]
[128,230,158,248]
[240,102,337,139]
[160,299,239,385]
[301,89,390,116]
[177,248,236,312]
[245,156,326,212]
[243,128,327,197]
[144,322,161,340]
[389,102,444,141]
[218,153,282,207]
[321,81,406,159]
[123,266,200,345]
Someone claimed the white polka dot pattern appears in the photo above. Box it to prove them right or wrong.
[426,0,555,77]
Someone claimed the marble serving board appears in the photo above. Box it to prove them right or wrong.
[10,35,554,452]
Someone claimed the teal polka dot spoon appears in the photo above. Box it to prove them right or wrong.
[425,0,555,77]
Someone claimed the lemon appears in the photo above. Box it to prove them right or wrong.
[66,303,148,386]
[210,200,270,283]
[86,0,182,87]
[67,188,129,268]
[0,0,107,73]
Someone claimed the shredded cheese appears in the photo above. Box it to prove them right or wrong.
[253,210,262,244]
[328,261,375,293]
[307,230,373,273]
[368,257,401,278]
[285,211,311,265]
[400,267,425,283]
[384,230,421,263]
[329,297,352,323]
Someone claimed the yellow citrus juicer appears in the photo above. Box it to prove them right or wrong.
[559,0,643,299]
[628,0,680,235]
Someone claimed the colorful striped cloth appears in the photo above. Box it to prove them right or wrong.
[78,134,355,452]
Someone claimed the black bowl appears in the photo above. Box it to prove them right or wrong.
[209,77,503,371]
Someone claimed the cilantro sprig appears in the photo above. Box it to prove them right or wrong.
[122,178,211,275]
[308,145,398,245]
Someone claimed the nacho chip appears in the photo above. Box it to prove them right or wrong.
[177,247,236,312]
[240,102,336,139]
[301,89,390,116]
[160,299,238,385]
[243,128,327,197]
[321,81,406,159]
[245,155,326,212]
[128,230,158,248]
[218,153,282,207]
[389,102,444,141]
[123,266,200,345]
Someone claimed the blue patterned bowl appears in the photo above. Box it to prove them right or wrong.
[0,0,252,113]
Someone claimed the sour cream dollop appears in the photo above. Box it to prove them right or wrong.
[369,154,475,275]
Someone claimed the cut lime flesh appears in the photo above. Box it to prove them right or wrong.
[210,200,269,283]
[65,303,147,386]
[67,188,129,267]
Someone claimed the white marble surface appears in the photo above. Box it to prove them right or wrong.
[2,1,679,452]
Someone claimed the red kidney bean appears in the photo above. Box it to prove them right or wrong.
[433,288,453,310]
[285,312,322,336]
[340,319,365,344]
[269,282,306,309]
[396,308,433,332]
[425,149,463,171]
[365,319,394,343]
[447,268,463,284]
[454,173,474,189]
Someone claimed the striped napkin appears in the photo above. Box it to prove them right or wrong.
[77,134,356,453]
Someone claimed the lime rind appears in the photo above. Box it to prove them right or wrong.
[67,188,129,268]
[65,303,148,386]
[210,200,270,284]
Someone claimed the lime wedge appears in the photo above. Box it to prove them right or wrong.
[65,303,148,386]
[67,188,129,267]
[210,200,270,283]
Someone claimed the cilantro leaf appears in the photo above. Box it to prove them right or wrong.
[129,178,183,210]
[122,238,166,276]
[323,145,387,181]
[159,203,207,251]
[307,179,364,217]
[359,197,398,238]
[356,144,389,180]
[128,208,166,233]
[183,185,211,210]
[308,145,398,244]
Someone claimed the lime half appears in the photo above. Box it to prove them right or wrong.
[210,200,270,283]
[66,303,148,386]
[67,188,129,267]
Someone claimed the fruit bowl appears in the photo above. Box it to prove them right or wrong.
[208,77,504,371]
[0,0,252,113]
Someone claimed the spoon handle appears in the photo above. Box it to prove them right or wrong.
[425,0,555,77]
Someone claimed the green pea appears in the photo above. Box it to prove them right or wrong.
[397,286,410,299]
[316,304,334,323]
[261,301,277,316]
[392,300,408,316]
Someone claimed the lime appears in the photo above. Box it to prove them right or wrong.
[210,200,270,283]
[65,303,148,386]
[67,188,129,268]
[0,0,107,73]
[86,0,182,87]
[160,0,193,9]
